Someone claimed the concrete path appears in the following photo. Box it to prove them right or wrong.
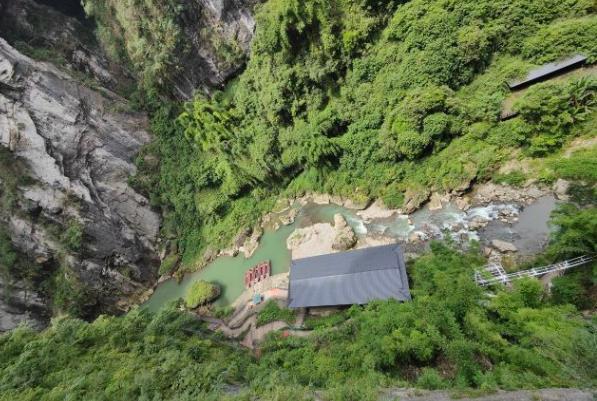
[384,388,594,401]
[202,303,313,349]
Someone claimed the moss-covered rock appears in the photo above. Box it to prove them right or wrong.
[184,280,220,309]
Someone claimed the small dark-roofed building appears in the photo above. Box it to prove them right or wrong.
[288,244,411,308]
[508,54,587,90]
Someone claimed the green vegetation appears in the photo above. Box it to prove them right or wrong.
[546,204,597,260]
[0,149,43,300]
[522,203,597,310]
[1,238,595,400]
[60,220,84,253]
[0,309,252,401]
[184,280,220,309]
[81,0,246,93]
[158,254,179,276]
[551,146,597,183]
[304,311,349,330]
[512,77,596,156]
[47,265,89,317]
[0,148,24,214]
[256,300,296,326]
[492,170,527,187]
[81,0,184,92]
[2,0,596,399]
[137,0,597,268]
[0,228,18,297]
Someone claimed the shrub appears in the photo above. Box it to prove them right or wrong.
[551,147,597,183]
[546,204,597,260]
[513,77,597,155]
[493,170,526,187]
[417,368,447,390]
[256,300,296,327]
[159,254,179,276]
[184,280,220,309]
[550,273,592,310]
[61,220,83,252]
[0,228,17,275]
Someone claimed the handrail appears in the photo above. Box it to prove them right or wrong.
[475,254,595,286]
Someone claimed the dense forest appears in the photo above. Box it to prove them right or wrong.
[1,0,596,399]
[129,0,597,268]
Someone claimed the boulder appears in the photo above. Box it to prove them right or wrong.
[287,223,337,259]
[280,208,298,225]
[491,239,517,253]
[428,192,444,211]
[468,216,488,230]
[402,188,430,214]
[553,178,571,200]
[357,199,399,221]
[332,230,357,251]
[311,193,331,205]
[241,227,262,258]
[342,197,369,210]
[331,214,357,251]
[408,231,428,243]
[233,227,252,248]
[333,213,347,229]
[455,196,471,211]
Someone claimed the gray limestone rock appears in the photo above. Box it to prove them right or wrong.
[0,38,160,330]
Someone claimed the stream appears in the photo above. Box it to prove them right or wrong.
[143,195,558,312]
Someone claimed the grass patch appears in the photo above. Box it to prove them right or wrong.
[492,170,527,187]
[158,254,179,276]
[303,311,348,330]
[256,300,296,327]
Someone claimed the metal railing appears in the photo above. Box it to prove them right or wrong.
[475,255,595,286]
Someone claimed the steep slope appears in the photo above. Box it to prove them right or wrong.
[0,38,160,330]
[142,0,596,268]
[0,0,134,94]
[81,0,260,98]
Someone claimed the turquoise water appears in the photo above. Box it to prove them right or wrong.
[143,223,295,312]
[144,197,555,311]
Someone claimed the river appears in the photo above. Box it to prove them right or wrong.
[143,195,558,312]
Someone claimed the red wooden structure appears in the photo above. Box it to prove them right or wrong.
[244,260,271,288]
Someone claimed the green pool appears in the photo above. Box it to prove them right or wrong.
[143,223,296,312]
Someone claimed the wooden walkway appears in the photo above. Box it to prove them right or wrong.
[474,255,595,286]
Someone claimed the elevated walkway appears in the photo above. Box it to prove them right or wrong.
[474,255,595,286]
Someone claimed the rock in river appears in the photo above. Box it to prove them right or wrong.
[491,239,518,253]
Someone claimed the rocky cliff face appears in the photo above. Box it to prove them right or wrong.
[0,0,260,331]
[174,0,258,98]
[0,0,135,94]
[1,0,258,99]
[0,38,160,330]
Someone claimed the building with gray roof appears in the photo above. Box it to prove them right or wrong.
[288,244,411,308]
[508,54,587,90]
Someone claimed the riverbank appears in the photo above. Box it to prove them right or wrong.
[142,179,564,312]
[284,182,558,262]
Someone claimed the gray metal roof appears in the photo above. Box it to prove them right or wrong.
[288,244,411,308]
[509,54,587,90]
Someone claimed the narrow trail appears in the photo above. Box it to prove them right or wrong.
[201,304,311,349]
